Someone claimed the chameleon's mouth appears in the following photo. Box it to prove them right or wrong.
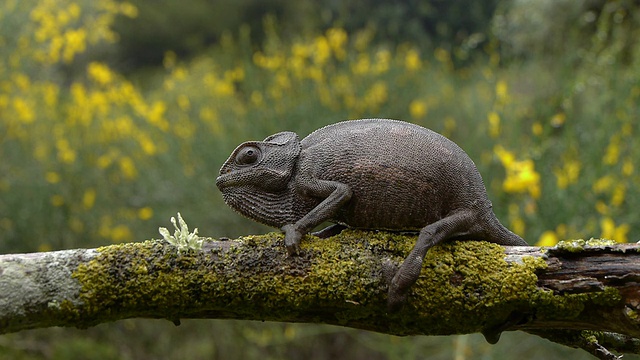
[215,173,233,190]
[215,164,246,189]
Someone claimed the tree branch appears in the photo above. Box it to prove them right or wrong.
[1,231,639,359]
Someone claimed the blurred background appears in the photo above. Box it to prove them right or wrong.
[1,0,639,358]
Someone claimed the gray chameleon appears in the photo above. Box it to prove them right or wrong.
[216,118,528,310]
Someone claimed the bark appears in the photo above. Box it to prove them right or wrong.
[0,230,638,359]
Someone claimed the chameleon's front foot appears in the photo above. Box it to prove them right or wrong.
[281,224,303,255]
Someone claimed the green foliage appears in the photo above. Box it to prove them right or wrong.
[110,0,502,71]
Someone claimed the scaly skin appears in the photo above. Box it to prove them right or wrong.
[216,119,528,311]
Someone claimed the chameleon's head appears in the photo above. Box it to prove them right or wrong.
[216,131,302,228]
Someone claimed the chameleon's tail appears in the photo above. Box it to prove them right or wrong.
[481,211,529,246]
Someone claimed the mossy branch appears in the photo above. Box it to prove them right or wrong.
[1,231,639,359]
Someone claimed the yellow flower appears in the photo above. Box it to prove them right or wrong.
[87,62,114,85]
[119,2,139,18]
[146,101,169,131]
[493,145,514,167]
[137,133,157,156]
[252,52,283,70]
[363,81,387,110]
[404,48,422,71]
[511,217,525,236]
[312,35,331,65]
[326,27,347,61]
[224,66,245,82]
[43,83,59,107]
[595,201,609,215]
[495,80,509,104]
[56,138,76,164]
[138,207,154,220]
[68,3,81,19]
[592,175,613,193]
[600,217,629,243]
[352,54,370,75]
[487,111,501,138]
[494,145,541,199]
[83,188,96,209]
[275,71,290,89]
[172,67,187,80]
[62,28,86,63]
[372,49,391,74]
[611,184,626,206]
[13,98,35,123]
[409,100,427,119]
[550,112,566,128]
[45,171,61,184]
[553,159,581,189]
[13,73,31,90]
[111,224,133,243]
[537,230,559,247]
[531,122,543,136]
[119,156,137,180]
[292,43,311,59]
[97,151,116,169]
[602,135,620,165]
[214,81,234,96]
[622,158,634,176]
[510,161,537,195]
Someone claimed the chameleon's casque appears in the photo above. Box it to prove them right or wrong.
[216,119,527,310]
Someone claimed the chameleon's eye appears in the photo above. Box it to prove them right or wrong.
[235,146,261,165]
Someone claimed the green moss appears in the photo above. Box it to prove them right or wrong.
[385,239,548,335]
[532,285,621,321]
[554,239,587,252]
[66,232,623,336]
[554,238,617,252]
[624,306,640,323]
[70,241,197,327]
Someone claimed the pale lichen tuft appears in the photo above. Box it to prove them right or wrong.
[159,212,203,253]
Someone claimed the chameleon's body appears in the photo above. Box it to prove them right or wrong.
[216,119,527,310]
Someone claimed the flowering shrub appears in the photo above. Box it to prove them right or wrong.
[0,1,638,254]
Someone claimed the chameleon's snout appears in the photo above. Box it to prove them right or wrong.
[215,173,230,190]
[216,162,235,189]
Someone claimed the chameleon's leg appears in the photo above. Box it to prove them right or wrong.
[282,180,352,255]
[311,224,348,238]
[387,210,474,312]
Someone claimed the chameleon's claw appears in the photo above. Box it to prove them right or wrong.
[282,224,302,256]
[381,259,399,285]
[286,242,300,256]
[387,291,408,313]
[387,278,410,312]
[382,259,408,312]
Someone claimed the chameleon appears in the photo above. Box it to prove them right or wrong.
[216,118,528,310]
